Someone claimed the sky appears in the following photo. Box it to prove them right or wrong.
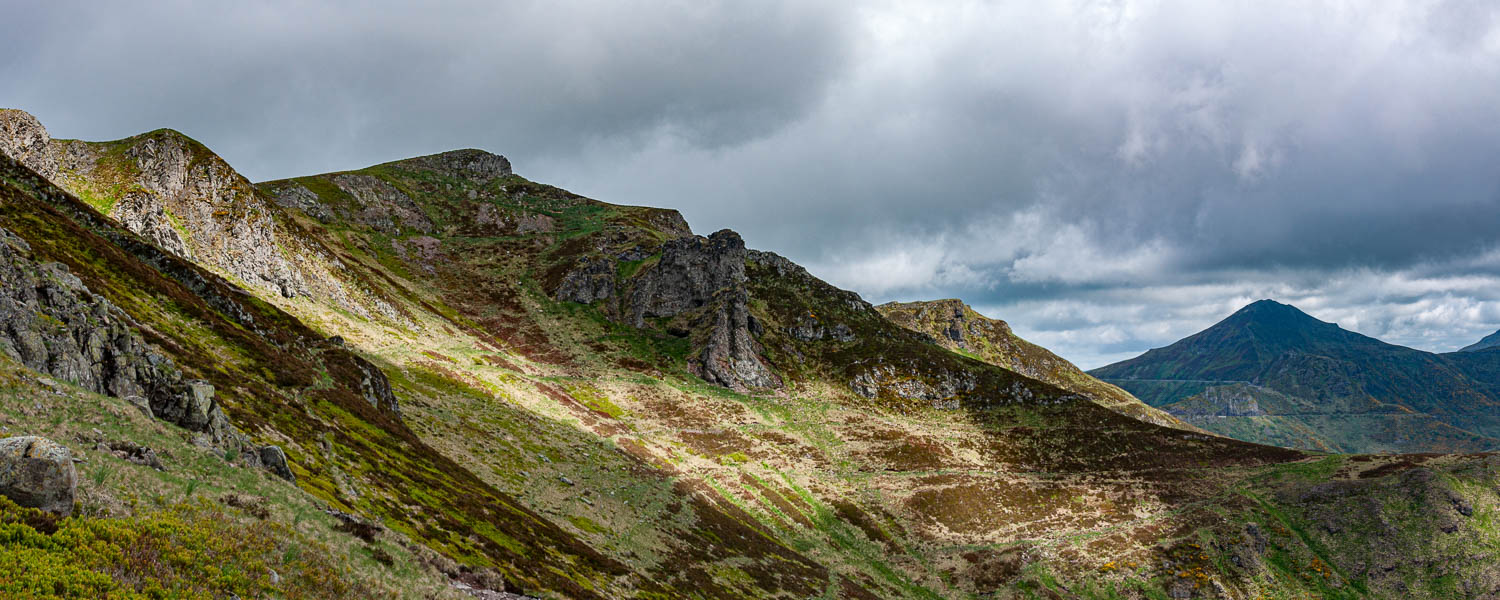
[5,1,1500,368]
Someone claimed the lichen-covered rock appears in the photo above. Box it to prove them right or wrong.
[0,436,76,516]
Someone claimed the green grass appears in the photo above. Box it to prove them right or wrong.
[0,495,368,599]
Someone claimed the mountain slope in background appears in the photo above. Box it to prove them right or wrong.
[1092,299,1500,453]
[9,109,1500,598]
[877,299,1189,429]
[1462,329,1500,352]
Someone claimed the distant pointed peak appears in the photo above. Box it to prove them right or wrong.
[1227,299,1317,320]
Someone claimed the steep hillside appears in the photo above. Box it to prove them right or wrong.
[0,153,636,597]
[877,299,1188,429]
[1092,300,1500,453]
[9,110,1500,598]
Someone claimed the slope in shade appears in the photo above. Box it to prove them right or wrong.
[1461,329,1500,352]
[1092,299,1500,453]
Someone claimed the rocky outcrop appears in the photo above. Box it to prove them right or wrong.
[625,230,779,391]
[0,436,76,516]
[555,257,617,305]
[850,363,982,408]
[406,149,512,181]
[878,298,1192,429]
[112,192,193,258]
[267,183,336,223]
[1168,384,1269,417]
[331,174,433,234]
[0,225,232,444]
[1280,464,1500,596]
[353,355,400,415]
[0,110,58,180]
[0,111,402,323]
[123,134,312,299]
[787,317,856,343]
[628,230,750,326]
[694,287,781,390]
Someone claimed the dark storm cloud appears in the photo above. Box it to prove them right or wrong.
[2,1,853,178]
[5,1,1500,368]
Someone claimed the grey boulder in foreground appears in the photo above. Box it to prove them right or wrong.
[0,435,77,516]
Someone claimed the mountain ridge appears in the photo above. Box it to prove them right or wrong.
[876,298,1191,430]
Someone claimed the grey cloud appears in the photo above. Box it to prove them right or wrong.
[2,1,853,180]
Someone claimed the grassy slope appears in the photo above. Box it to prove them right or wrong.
[876,299,1189,430]
[0,353,464,599]
[0,158,632,598]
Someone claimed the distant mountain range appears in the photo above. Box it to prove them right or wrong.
[1091,299,1500,453]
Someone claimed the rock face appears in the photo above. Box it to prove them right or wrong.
[407,149,512,181]
[0,436,77,516]
[1167,384,1268,417]
[0,225,232,444]
[555,257,617,305]
[0,110,58,180]
[123,134,312,298]
[0,110,400,322]
[625,230,779,391]
[627,230,750,326]
[695,286,780,390]
[331,174,434,234]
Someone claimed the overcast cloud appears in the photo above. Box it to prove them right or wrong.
[5,1,1500,368]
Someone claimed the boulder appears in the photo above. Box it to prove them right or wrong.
[0,436,77,516]
[259,445,296,483]
[152,380,231,443]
